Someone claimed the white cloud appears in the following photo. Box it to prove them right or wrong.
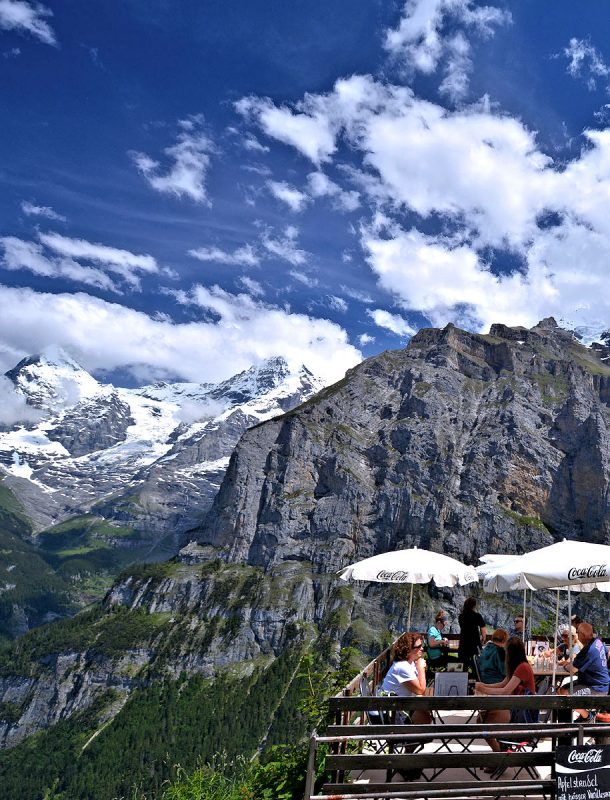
[261,225,308,265]
[367,308,416,337]
[21,201,66,221]
[0,284,360,388]
[130,115,213,203]
[289,270,318,288]
[359,333,375,345]
[0,376,44,426]
[39,232,158,288]
[0,237,118,292]
[384,0,510,99]
[0,0,56,46]
[307,171,360,211]
[563,38,610,91]
[236,94,338,165]
[238,275,264,296]
[0,233,159,293]
[267,180,309,212]
[188,244,259,266]
[328,295,348,313]
[242,134,269,153]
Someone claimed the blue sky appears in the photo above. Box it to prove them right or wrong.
[2,0,610,391]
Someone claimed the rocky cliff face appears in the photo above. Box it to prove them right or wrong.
[2,319,610,750]
[199,318,610,570]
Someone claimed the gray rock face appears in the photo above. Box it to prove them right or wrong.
[45,392,134,457]
[198,320,610,572]
[3,320,610,750]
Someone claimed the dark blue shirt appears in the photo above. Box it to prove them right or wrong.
[573,637,610,693]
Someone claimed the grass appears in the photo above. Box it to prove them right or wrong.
[500,505,549,531]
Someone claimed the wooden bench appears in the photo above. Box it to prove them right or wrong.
[303,694,610,800]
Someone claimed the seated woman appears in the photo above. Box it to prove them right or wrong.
[379,632,432,723]
[542,625,582,665]
[427,610,451,669]
[474,637,537,755]
[479,628,508,683]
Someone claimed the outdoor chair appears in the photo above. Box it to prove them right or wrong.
[492,678,552,780]
[357,676,425,782]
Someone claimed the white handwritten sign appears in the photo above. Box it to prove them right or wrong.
[556,746,610,800]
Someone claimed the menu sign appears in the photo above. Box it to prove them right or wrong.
[557,746,610,800]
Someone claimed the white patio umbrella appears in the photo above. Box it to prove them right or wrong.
[481,540,610,690]
[338,546,479,630]
[477,554,531,640]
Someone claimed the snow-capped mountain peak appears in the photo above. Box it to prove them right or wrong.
[5,346,102,412]
[0,353,329,545]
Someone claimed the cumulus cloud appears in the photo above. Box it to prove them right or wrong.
[188,244,259,266]
[367,308,416,337]
[0,376,44,426]
[21,201,66,221]
[0,0,56,46]
[307,171,360,211]
[384,0,510,100]
[0,284,360,387]
[267,180,309,212]
[261,225,308,265]
[235,94,338,165]
[563,38,610,91]
[130,115,213,203]
[359,333,375,345]
[0,233,158,292]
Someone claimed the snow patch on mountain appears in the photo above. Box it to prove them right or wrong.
[0,350,328,539]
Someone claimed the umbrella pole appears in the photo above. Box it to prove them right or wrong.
[529,590,534,642]
[552,589,559,691]
[568,586,574,694]
[407,582,414,631]
[523,589,527,642]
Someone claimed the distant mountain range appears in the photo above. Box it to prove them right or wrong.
[0,349,325,634]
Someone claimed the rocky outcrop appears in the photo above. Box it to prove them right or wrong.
[45,392,134,457]
[198,320,610,571]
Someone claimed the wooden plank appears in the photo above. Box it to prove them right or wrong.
[315,784,553,800]
[326,722,594,737]
[329,693,610,712]
[325,750,554,770]
[321,779,555,795]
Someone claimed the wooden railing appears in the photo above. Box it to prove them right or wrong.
[304,694,610,800]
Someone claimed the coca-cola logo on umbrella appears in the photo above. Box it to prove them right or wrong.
[567,565,608,581]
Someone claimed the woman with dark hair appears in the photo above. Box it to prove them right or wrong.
[475,637,537,755]
[379,632,432,723]
[458,597,486,673]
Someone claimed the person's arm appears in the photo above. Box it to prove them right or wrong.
[400,659,427,696]
[475,675,519,695]
[480,626,487,642]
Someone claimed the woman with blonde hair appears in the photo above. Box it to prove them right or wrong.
[543,625,581,665]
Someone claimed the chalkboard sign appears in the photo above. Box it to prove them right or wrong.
[556,746,610,800]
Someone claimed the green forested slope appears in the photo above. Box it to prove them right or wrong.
[0,643,308,800]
